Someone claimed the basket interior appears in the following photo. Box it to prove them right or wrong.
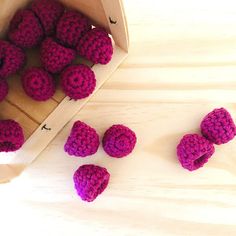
[0,0,110,140]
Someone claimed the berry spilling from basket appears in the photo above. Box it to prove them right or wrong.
[73,164,110,202]
[0,119,24,152]
[102,124,137,158]
[201,108,236,145]
[177,134,215,171]
[177,107,236,171]
[64,121,100,157]
[0,0,114,153]
[0,0,120,201]
[65,121,137,202]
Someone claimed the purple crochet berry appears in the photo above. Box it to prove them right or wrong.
[31,0,64,36]
[61,65,96,100]
[77,28,113,64]
[40,37,76,74]
[64,121,99,157]
[0,40,25,79]
[0,119,24,152]
[102,124,137,158]
[21,67,55,101]
[8,9,44,48]
[56,10,91,48]
[73,164,110,202]
[201,108,236,145]
[177,134,215,171]
[0,79,8,102]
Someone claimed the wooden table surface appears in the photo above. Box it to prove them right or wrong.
[2,0,236,235]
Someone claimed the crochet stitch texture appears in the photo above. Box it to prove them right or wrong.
[0,119,24,152]
[8,9,44,48]
[201,108,236,145]
[21,67,55,101]
[73,164,110,202]
[40,37,76,74]
[0,40,25,79]
[77,28,113,64]
[56,10,91,48]
[31,0,64,36]
[102,124,137,158]
[177,134,215,171]
[61,64,96,100]
[64,121,99,157]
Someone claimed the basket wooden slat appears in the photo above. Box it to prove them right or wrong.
[0,0,129,183]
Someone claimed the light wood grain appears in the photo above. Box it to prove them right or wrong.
[2,0,236,235]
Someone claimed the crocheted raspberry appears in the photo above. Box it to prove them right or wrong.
[56,10,91,48]
[0,119,24,152]
[77,28,113,64]
[8,9,44,48]
[61,65,96,100]
[64,121,99,157]
[201,108,236,145]
[102,124,137,158]
[177,134,215,171]
[40,37,76,74]
[73,164,110,202]
[0,79,8,102]
[0,40,25,79]
[31,0,64,36]
[21,67,55,101]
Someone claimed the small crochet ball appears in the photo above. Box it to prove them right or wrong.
[0,79,9,102]
[31,0,64,36]
[64,121,99,157]
[201,108,236,145]
[0,119,24,152]
[56,10,91,48]
[21,67,55,101]
[102,124,137,158]
[177,134,215,171]
[0,40,25,79]
[73,164,110,202]
[61,65,96,100]
[8,9,44,48]
[77,28,113,64]
[40,37,76,74]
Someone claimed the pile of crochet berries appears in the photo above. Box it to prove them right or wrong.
[65,121,137,202]
[177,108,236,171]
[0,0,113,102]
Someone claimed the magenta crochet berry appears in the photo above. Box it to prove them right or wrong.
[61,65,96,100]
[64,121,99,157]
[21,67,55,101]
[0,119,24,152]
[77,28,113,64]
[56,10,91,48]
[73,164,110,202]
[0,79,8,102]
[201,108,236,145]
[177,134,215,171]
[0,40,25,79]
[102,124,137,158]
[8,9,44,48]
[40,37,76,74]
[31,0,64,36]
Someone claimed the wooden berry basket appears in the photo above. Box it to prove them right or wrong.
[0,0,129,183]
